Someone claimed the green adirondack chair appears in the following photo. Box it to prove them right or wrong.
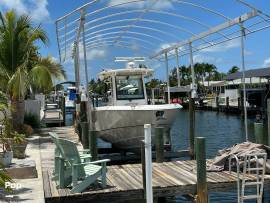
[48,132,91,179]
[57,137,109,193]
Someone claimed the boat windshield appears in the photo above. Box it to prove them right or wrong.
[116,75,144,100]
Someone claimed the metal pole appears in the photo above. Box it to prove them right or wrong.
[74,41,80,90]
[175,48,181,87]
[144,124,153,203]
[165,52,171,104]
[81,10,89,89]
[240,22,249,141]
[189,41,196,98]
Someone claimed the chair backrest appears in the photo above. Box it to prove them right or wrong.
[49,132,58,144]
[57,138,86,177]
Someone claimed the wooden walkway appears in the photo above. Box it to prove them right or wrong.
[39,127,270,203]
[42,109,64,126]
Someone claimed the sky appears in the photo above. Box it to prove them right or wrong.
[1,0,270,84]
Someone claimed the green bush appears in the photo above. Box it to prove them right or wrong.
[24,113,40,129]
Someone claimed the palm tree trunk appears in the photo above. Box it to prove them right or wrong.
[11,99,25,130]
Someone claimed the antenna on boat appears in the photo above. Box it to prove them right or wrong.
[114,57,145,62]
[115,57,146,69]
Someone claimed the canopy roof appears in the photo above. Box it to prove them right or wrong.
[55,0,270,63]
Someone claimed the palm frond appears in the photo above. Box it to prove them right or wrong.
[7,66,28,100]
[38,56,66,80]
[29,64,53,91]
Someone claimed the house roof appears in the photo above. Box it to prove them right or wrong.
[225,67,270,80]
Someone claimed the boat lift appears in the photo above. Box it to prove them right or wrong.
[55,1,270,202]
[55,0,270,141]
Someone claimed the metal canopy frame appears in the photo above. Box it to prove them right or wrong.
[55,0,270,141]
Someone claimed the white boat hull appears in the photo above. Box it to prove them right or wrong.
[94,104,181,152]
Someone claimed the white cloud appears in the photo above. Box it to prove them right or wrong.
[51,56,59,63]
[263,57,270,67]
[244,50,253,56]
[86,48,107,60]
[200,39,240,53]
[108,0,173,10]
[0,0,50,23]
[155,43,179,55]
[193,54,223,64]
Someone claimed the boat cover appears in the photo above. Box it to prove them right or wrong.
[207,142,270,174]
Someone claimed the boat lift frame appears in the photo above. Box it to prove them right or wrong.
[55,0,270,139]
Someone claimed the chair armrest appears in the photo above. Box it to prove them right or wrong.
[80,154,92,159]
[72,159,110,166]
[88,159,110,164]
[78,149,90,153]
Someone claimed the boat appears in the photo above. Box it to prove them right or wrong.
[93,58,182,152]
[65,86,76,111]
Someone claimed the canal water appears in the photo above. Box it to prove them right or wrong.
[170,110,269,203]
[65,110,270,202]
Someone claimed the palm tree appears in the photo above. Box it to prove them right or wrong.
[0,11,65,129]
[204,63,217,87]
[228,66,240,74]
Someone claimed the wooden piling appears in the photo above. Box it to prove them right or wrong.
[237,97,241,110]
[89,130,97,161]
[254,122,265,144]
[240,92,244,117]
[80,101,87,122]
[75,93,81,134]
[226,97,229,109]
[195,137,208,203]
[215,97,219,109]
[141,142,146,199]
[155,127,164,163]
[61,96,66,126]
[189,95,195,159]
[81,122,89,149]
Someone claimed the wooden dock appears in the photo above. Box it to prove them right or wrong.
[39,127,270,203]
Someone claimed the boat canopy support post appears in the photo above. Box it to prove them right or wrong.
[188,41,196,159]
[165,52,170,104]
[175,48,181,87]
[81,9,89,90]
[189,41,196,98]
[240,21,248,142]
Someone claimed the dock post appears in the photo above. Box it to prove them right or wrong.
[189,94,195,159]
[89,130,97,161]
[226,97,229,110]
[254,122,265,145]
[144,124,153,203]
[215,96,219,109]
[155,127,164,163]
[238,97,241,110]
[75,93,81,137]
[195,137,208,203]
[80,101,87,122]
[141,142,146,200]
[267,99,270,145]
[81,122,89,149]
[61,96,66,126]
